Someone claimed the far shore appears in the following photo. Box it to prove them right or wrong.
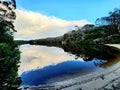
[105,44,120,49]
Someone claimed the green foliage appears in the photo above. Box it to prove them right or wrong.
[0,44,20,89]
[96,8,120,25]
[0,23,9,34]
[0,34,13,43]
[61,8,120,44]
[0,0,21,89]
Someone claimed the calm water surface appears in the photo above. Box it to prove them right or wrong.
[18,44,120,86]
[19,45,76,75]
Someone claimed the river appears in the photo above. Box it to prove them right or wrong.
[18,44,120,89]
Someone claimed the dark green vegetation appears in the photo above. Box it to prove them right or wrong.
[63,9,120,44]
[28,8,120,45]
[62,8,120,44]
[0,0,21,89]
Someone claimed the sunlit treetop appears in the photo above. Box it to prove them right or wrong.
[0,0,16,32]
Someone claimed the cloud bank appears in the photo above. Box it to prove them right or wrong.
[14,9,90,40]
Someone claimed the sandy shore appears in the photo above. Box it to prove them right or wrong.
[59,62,120,90]
[106,44,120,49]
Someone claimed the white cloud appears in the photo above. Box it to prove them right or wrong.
[14,9,90,40]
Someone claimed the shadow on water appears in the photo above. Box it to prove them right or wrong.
[20,42,120,86]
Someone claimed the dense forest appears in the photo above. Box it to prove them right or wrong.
[28,8,120,45]
[62,8,120,44]
[0,0,21,89]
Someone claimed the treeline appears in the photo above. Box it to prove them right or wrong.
[28,8,120,45]
[20,8,120,45]
[62,8,120,44]
[0,0,21,89]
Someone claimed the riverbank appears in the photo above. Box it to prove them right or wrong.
[57,59,120,90]
[106,44,120,49]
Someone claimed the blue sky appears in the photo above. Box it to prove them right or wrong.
[14,0,120,40]
[17,0,120,23]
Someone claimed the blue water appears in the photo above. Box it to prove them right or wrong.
[20,59,101,86]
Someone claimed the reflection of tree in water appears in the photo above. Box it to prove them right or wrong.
[59,44,119,60]
[36,42,120,68]
[61,44,120,67]
[0,0,21,89]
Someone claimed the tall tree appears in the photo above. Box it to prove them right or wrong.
[0,0,21,89]
[96,8,120,26]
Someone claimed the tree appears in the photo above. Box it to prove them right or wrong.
[95,8,120,33]
[0,0,21,89]
[81,24,94,30]
[96,8,120,25]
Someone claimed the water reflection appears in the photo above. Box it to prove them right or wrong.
[39,43,120,67]
[20,44,120,86]
[19,45,75,75]
[63,44,120,68]
[21,59,101,86]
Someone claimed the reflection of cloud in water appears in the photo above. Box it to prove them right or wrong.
[18,45,75,75]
